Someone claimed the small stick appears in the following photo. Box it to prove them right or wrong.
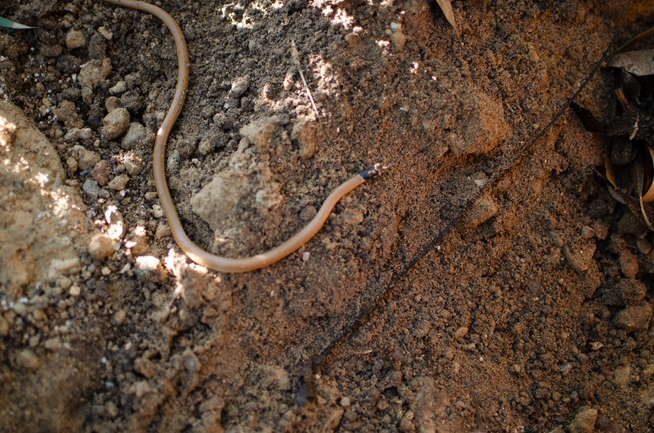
[291,40,320,118]
[305,33,618,377]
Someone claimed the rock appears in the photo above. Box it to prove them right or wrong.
[619,249,639,278]
[134,256,167,282]
[78,58,112,88]
[88,233,115,260]
[113,310,127,325]
[462,195,499,229]
[122,122,146,148]
[0,316,10,336]
[104,205,125,240]
[123,152,143,175]
[450,92,509,155]
[91,159,110,186]
[48,258,81,282]
[568,408,597,433]
[454,326,469,340]
[155,223,171,239]
[54,100,78,124]
[0,100,86,300]
[239,116,280,149]
[563,239,597,273]
[109,81,127,95]
[13,302,27,317]
[291,118,318,159]
[44,337,63,351]
[18,349,40,369]
[228,76,250,98]
[78,148,101,170]
[182,348,201,373]
[613,365,631,387]
[83,179,100,199]
[65,29,85,49]
[390,29,406,50]
[105,96,121,113]
[255,184,283,209]
[125,225,149,255]
[69,285,81,297]
[120,90,143,113]
[600,278,647,306]
[108,174,129,190]
[66,157,78,174]
[191,173,248,231]
[257,365,291,391]
[198,139,214,156]
[613,303,653,332]
[100,107,130,139]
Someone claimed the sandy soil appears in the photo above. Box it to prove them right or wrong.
[1,0,654,432]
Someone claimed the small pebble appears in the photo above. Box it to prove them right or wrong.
[636,238,652,255]
[614,303,653,332]
[32,310,47,321]
[88,233,115,260]
[83,179,100,200]
[155,222,171,239]
[29,335,40,347]
[65,29,86,49]
[59,277,73,290]
[567,407,597,433]
[13,303,28,317]
[0,316,10,336]
[229,76,250,98]
[44,337,63,351]
[619,249,639,279]
[122,122,146,148]
[98,26,113,40]
[18,349,40,369]
[339,397,351,407]
[108,174,129,191]
[454,326,469,340]
[109,81,127,95]
[101,267,111,276]
[100,107,130,139]
[69,285,81,297]
[124,153,143,175]
[113,310,127,325]
[78,149,101,170]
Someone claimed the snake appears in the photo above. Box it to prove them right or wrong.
[99,0,382,272]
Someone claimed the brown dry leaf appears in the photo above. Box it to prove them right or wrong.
[435,0,459,35]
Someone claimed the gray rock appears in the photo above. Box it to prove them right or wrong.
[228,76,250,98]
[122,122,146,149]
[83,179,100,199]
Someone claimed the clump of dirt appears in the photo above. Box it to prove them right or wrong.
[1,0,653,432]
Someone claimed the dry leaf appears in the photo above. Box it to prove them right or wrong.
[435,0,459,35]
[606,49,654,76]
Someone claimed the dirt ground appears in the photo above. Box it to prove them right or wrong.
[1,0,654,432]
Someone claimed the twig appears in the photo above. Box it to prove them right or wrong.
[305,33,618,375]
[291,40,320,118]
